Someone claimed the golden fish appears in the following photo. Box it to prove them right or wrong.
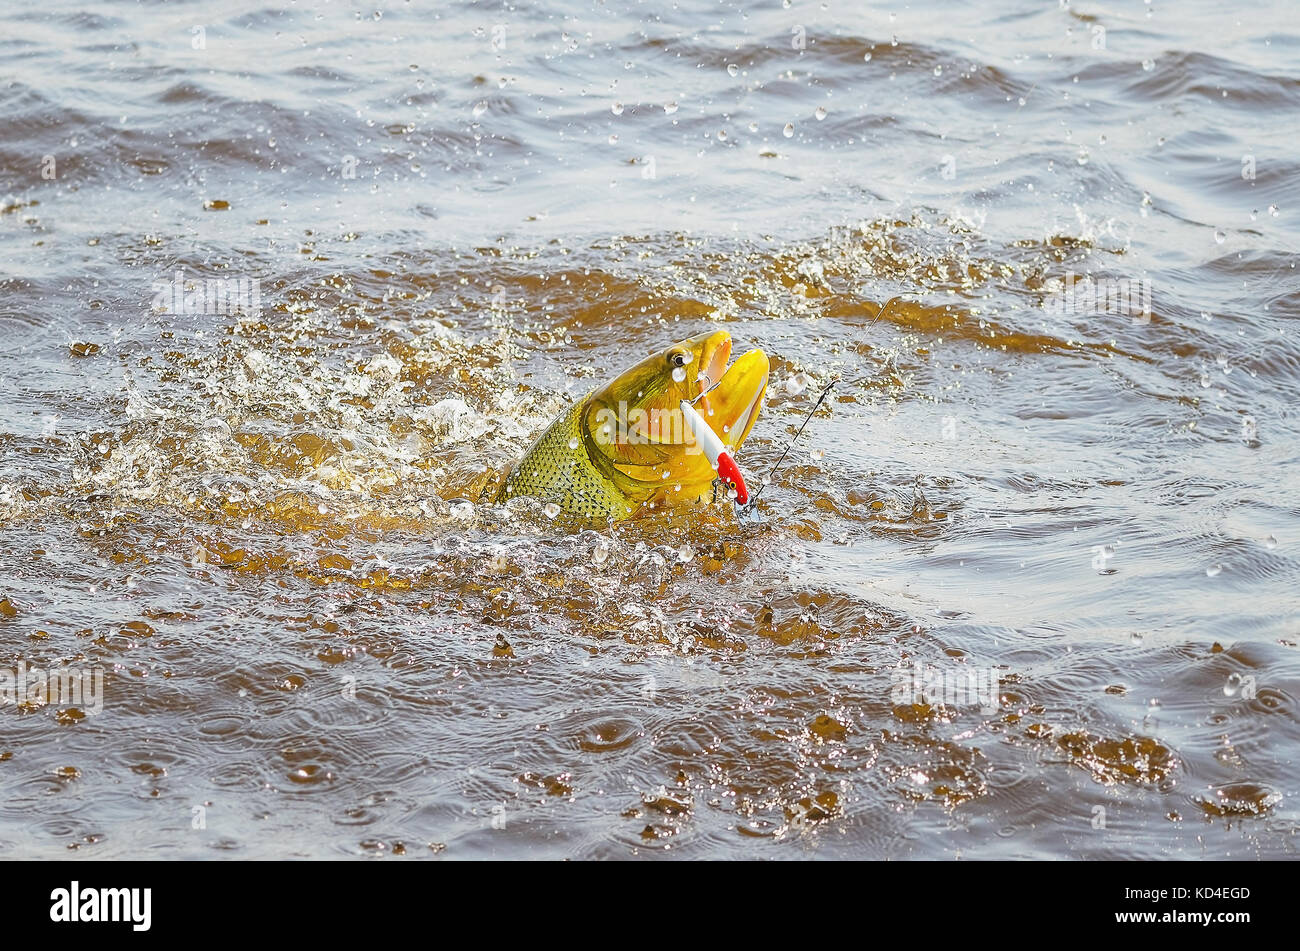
[499,331,769,520]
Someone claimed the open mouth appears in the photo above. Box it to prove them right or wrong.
[696,333,733,396]
[712,347,768,449]
[687,335,769,452]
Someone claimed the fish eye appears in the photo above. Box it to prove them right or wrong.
[669,350,691,367]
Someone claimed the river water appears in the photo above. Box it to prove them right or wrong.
[1,0,1297,858]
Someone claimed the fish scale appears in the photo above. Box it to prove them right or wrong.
[497,399,636,520]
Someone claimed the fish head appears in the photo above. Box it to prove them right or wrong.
[582,330,769,502]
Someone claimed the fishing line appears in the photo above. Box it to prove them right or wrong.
[742,295,902,510]
[744,376,837,507]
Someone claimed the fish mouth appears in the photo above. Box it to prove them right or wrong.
[703,345,769,451]
[696,332,733,397]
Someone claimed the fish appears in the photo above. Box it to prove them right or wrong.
[498,330,769,520]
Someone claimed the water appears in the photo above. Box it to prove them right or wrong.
[1,0,1297,858]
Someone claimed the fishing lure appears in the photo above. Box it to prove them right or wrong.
[679,369,838,514]
[680,350,848,514]
[679,398,750,505]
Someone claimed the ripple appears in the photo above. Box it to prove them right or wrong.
[575,717,643,754]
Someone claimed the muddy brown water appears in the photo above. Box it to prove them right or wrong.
[0,0,1297,858]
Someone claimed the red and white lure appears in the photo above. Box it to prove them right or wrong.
[679,305,898,515]
[679,398,750,505]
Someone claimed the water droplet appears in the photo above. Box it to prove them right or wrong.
[808,448,825,462]
[671,366,686,382]
[661,470,671,479]
[1241,415,1258,443]
[1268,204,1280,217]
[1224,673,1242,697]
[592,540,610,565]
[678,545,693,563]
[1147,697,1161,709]
[716,129,727,141]
[1214,230,1226,244]
[664,101,678,114]
[863,52,872,62]
[786,372,808,396]
[611,101,624,115]
[782,122,794,138]
[568,436,580,450]
[726,485,739,500]
[1130,631,1144,646]
[1076,147,1089,165]
[542,502,560,520]
[814,106,827,120]
[1199,371,1212,388]
[933,65,942,77]
[1206,563,1223,577]
[472,101,488,118]
[1141,58,1155,71]
[1265,534,1278,550]
[727,64,739,78]
[608,134,618,144]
